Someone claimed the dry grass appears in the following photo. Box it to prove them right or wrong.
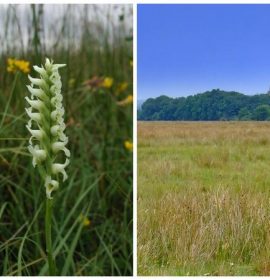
[138,121,270,276]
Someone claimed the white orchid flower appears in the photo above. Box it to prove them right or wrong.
[26,58,70,199]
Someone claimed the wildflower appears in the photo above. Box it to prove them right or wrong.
[67,117,75,127]
[7,58,30,74]
[117,95,133,106]
[68,78,75,88]
[117,82,128,93]
[124,140,133,151]
[79,214,91,227]
[102,77,113,88]
[83,76,103,89]
[26,58,70,199]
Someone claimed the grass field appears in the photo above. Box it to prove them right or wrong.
[0,4,132,276]
[138,121,270,276]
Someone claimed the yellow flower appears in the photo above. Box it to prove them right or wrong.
[7,58,30,74]
[102,77,114,88]
[124,140,133,151]
[83,217,91,226]
[117,82,128,93]
[79,214,91,227]
[117,95,133,106]
[130,60,133,67]
[68,78,76,88]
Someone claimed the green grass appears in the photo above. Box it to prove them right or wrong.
[138,121,270,276]
[0,4,133,276]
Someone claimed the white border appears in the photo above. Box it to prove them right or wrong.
[3,1,270,279]
[135,2,270,279]
[4,0,135,3]
[6,0,270,3]
[131,4,140,276]
[133,2,137,277]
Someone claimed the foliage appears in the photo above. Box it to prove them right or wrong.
[138,89,270,121]
[253,105,270,121]
[0,4,133,276]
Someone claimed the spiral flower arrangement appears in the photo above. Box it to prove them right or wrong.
[26,58,70,199]
[25,58,69,275]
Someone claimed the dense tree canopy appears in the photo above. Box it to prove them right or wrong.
[138,89,270,121]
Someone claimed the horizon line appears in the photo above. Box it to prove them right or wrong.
[138,88,270,101]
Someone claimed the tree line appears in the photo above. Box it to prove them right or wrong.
[138,89,270,121]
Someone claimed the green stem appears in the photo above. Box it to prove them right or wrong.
[0,71,19,129]
[45,198,56,275]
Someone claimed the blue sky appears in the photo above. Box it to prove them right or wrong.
[138,4,270,99]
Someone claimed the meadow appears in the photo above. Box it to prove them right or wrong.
[138,121,270,276]
[0,4,133,276]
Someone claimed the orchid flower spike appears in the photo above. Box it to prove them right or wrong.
[26,58,70,199]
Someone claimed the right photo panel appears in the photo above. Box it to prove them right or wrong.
[137,4,270,276]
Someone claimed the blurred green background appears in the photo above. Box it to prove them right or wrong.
[0,4,133,276]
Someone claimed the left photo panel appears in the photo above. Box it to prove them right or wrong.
[0,4,133,276]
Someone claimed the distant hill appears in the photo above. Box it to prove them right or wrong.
[138,89,270,121]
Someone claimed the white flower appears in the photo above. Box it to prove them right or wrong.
[45,176,59,199]
[28,75,47,88]
[25,108,41,123]
[33,65,48,79]
[25,97,45,110]
[26,58,70,199]
[51,159,70,181]
[28,145,46,167]
[26,85,47,101]
[52,141,70,157]
[26,125,45,141]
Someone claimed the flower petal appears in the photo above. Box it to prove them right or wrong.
[28,75,47,87]
[51,158,69,181]
[45,175,59,199]
[26,85,47,101]
[25,96,44,110]
[52,141,70,157]
[28,145,46,167]
[25,107,41,123]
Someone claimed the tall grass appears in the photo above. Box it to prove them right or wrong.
[0,4,133,276]
[138,122,270,276]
